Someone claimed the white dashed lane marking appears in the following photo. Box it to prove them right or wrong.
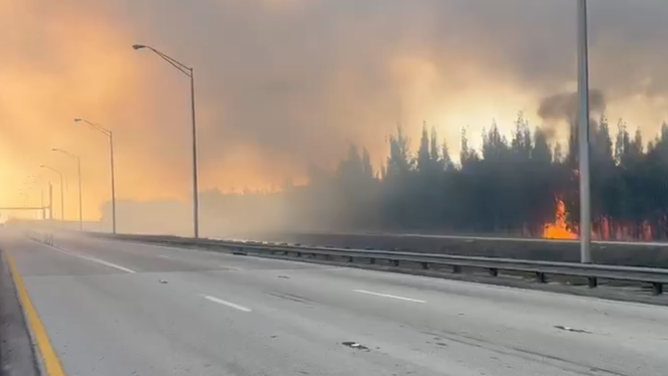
[353,289,426,303]
[48,244,136,273]
[202,294,252,312]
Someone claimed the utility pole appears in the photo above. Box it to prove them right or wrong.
[74,118,116,233]
[41,188,45,220]
[77,157,82,230]
[577,0,592,263]
[49,183,54,220]
[133,43,200,238]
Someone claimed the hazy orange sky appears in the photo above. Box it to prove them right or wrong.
[2,0,668,220]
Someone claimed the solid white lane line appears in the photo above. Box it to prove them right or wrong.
[158,254,173,259]
[353,289,426,303]
[49,245,136,273]
[202,294,252,312]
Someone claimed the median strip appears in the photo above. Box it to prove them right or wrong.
[6,252,68,376]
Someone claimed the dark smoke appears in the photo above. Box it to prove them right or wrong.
[538,90,606,123]
[537,90,607,140]
[5,0,668,225]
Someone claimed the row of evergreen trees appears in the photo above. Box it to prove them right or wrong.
[278,114,668,240]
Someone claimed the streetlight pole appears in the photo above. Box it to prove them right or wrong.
[132,43,200,238]
[40,165,65,222]
[48,182,53,221]
[577,0,592,263]
[53,149,83,231]
[41,187,45,220]
[75,118,116,234]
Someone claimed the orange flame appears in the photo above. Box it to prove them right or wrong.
[543,199,578,239]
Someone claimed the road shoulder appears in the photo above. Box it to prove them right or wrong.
[0,248,40,376]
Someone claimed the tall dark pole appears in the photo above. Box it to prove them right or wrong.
[133,43,200,238]
[110,131,117,234]
[49,183,54,221]
[75,119,116,234]
[41,187,45,220]
[77,157,83,231]
[577,0,592,263]
[60,173,64,222]
[52,149,83,231]
[40,167,65,222]
[190,69,199,238]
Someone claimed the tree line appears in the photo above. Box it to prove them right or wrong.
[276,114,668,240]
[103,114,668,240]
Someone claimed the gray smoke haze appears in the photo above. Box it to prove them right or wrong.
[4,0,668,218]
[537,90,607,141]
[128,0,668,174]
[538,90,607,123]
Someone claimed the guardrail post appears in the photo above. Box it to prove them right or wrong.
[391,260,399,267]
[652,283,663,295]
[489,268,499,277]
[369,258,375,264]
[536,272,547,283]
[421,262,429,270]
[587,277,597,289]
[348,256,354,263]
[452,265,461,274]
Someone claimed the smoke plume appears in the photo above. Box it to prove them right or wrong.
[2,0,668,222]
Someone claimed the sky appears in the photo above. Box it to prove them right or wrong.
[2,0,668,220]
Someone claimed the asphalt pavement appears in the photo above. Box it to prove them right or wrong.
[1,231,666,376]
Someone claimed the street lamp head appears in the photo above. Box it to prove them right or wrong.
[132,44,147,50]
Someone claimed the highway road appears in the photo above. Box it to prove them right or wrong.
[1,232,666,376]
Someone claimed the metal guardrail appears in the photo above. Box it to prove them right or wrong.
[233,230,668,247]
[87,232,668,295]
[26,230,54,246]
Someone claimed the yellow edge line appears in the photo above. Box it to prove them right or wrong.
[6,252,67,376]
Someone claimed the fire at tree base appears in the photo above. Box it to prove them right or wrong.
[542,199,653,241]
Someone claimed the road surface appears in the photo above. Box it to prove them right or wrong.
[1,232,666,376]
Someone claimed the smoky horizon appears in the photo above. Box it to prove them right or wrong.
[3,0,668,241]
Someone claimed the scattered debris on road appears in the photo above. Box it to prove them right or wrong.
[554,325,591,334]
[159,279,168,284]
[342,341,370,351]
